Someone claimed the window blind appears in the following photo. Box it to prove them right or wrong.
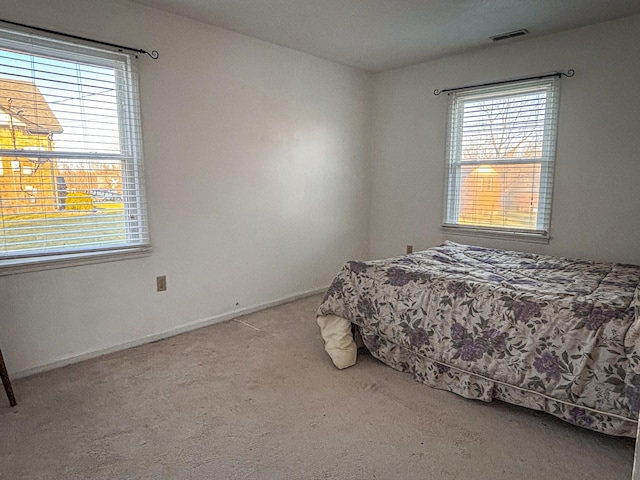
[443,78,559,238]
[0,26,149,265]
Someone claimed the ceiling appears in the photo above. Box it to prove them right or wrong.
[128,0,640,72]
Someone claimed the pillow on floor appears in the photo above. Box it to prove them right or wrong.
[316,315,357,369]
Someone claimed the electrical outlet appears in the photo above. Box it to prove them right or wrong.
[406,245,413,254]
[156,275,167,292]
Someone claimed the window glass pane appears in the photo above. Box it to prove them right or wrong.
[461,91,546,161]
[0,51,122,153]
[0,157,126,253]
[458,163,541,230]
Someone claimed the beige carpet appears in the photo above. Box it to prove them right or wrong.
[0,294,635,480]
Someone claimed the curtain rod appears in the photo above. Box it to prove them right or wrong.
[0,18,159,59]
[434,69,574,96]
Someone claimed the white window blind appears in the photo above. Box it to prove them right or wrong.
[0,27,149,270]
[443,78,560,239]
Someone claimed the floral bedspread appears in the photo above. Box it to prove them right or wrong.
[317,241,640,436]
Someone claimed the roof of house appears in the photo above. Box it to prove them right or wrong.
[0,78,63,134]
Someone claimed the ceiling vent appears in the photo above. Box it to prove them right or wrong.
[490,29,529,42]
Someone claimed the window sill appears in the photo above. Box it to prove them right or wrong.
[441,224,550,244]
[0,246,153,276]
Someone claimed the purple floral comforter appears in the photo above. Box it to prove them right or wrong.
[317,241,640,436]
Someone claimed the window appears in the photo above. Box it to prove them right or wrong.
[443,78,559,240]
[0,27,149,272]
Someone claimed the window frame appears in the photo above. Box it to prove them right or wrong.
[0,27,151,275]
[442,78,560,243]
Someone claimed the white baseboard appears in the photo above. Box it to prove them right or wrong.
[12,286,327,379]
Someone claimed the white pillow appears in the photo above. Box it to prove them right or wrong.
[316,315,357,369]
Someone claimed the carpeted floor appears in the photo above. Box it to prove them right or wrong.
[0,294,635,479]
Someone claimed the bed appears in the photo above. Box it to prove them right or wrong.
[316,241,640,436]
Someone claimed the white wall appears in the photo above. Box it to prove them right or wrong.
[0,0,372,375]
[370,15,640,265]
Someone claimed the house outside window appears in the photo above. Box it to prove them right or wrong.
[0,27,150,272]
[443,78,560,241]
